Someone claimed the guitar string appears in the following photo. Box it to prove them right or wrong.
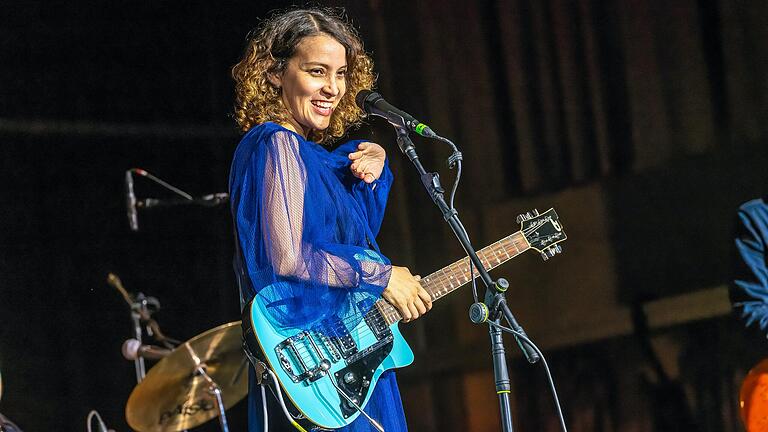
[339,235,526,328]
[360,225,549,320]
[423,236,525,285]
[399,237,526,301]
[276,237,530,362]
[267,234,529,361]
[378,235,528,322]
[374,236,525,323]
[275,233,534,367]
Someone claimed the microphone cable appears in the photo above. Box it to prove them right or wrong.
[425,134,463,212]
[487,321,569,432]
[86,410,112,432]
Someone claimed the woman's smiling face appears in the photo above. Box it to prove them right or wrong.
[271,34,348,138]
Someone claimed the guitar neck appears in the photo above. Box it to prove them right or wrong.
[376,231,530,325]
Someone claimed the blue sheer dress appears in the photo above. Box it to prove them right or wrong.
[229,122,408,432]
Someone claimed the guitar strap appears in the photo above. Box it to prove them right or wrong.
[229,207,272,384]
[231,211,257,313]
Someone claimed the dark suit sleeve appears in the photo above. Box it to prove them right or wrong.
[731,203,768,335]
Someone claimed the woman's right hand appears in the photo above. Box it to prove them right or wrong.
[382,266,433,322]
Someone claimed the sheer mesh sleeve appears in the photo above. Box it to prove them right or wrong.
[328,140,394,238]
[231,125,392,330]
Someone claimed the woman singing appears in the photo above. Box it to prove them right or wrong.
[229,8,431,432]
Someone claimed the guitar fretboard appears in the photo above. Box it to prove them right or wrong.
[375,231,530,325]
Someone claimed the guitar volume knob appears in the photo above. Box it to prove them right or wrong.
[343,372,357,384]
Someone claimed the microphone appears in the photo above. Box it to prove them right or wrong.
[125,169,139,232]
[356,90,436,137]
[122,339,172,361]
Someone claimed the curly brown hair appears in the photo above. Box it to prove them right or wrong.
[232,8,375,144]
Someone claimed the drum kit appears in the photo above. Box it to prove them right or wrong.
[2,171,248,432]
[109,273,250,432]
[124,322,248,432]
[5,286,261,432]
[119,170,247,431]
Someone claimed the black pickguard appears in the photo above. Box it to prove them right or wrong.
[334,336,394,418]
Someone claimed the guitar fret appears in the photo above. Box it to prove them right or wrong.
[378,230,537,325]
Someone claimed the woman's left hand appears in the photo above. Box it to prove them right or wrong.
[348,142,385,184]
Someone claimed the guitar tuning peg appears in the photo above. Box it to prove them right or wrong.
[553,244,562,254]
[516,214,527,223]
[540,247,557,262]
[526,211,534,219]
[533,209,540,216]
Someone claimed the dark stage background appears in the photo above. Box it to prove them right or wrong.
[2,1,768,431]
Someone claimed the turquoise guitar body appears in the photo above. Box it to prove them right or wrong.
[242,286,414,430]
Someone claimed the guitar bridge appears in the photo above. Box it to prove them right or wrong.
[275,331,331,384]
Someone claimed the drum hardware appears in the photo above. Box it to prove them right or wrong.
[107,273,179,383]
[122,339,173,361]
[125,322,247,432]
[86,410,115,432]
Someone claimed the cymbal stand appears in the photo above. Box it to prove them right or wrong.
[107,273,173,383]
[129,292,154,383]
[195,365,230,432]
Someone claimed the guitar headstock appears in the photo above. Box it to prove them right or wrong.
[517,208,567,261]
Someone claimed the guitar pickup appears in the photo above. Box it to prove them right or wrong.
[364,306,392,340]
[323,318,358,360]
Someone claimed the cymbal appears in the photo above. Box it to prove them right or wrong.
[126,321,248,432]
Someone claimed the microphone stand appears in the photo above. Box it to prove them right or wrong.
[123,292,150,383]
[393,127,538,432]
[127,168,228,231]
[137,193,229,209]
[107,274,179,383]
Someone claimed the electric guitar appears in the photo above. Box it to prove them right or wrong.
[242,208,566,430]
